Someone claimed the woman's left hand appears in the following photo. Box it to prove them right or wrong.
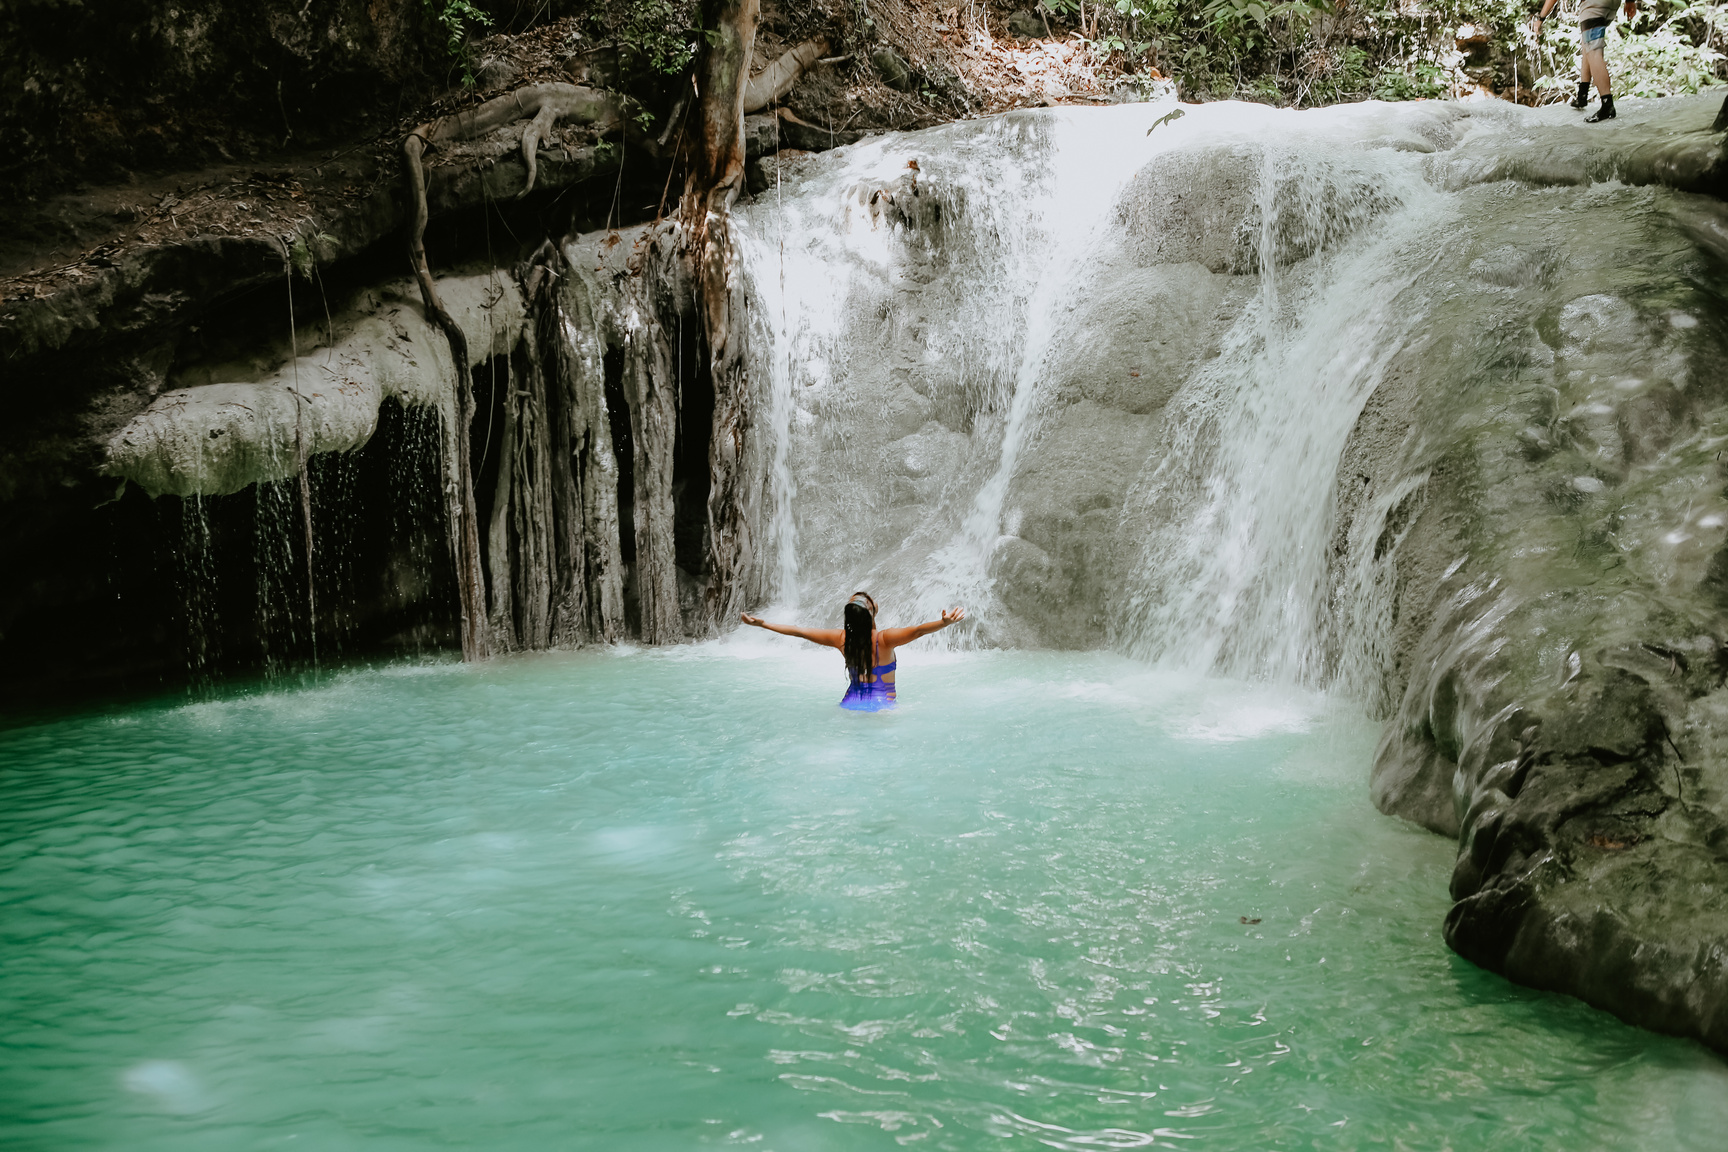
[941,606,966,626]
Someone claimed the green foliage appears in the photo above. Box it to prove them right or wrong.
[424,0,493,84]
[1043,0,1727,107]
[1609,10,1726,97]
[1303,43,1371,104]
[1203,0,1330,35]
[288,234,336,281]
[289,237,314,280]
[1372,61,1448,101]
[586,0,700,77]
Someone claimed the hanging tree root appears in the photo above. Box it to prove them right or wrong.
[402,17,811,646]
[683,0,761,626]
[402,82,623,660]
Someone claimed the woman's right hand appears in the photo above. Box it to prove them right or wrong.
[740,613,763,627]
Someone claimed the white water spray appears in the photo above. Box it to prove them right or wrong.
[1113,141,1453,683]
[736,102,1193,634]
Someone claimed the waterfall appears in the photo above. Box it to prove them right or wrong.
[920,109,1185,631]
[732,97,1472,678]
[735,103,1192,635]
[1111,142,1451,683]
[97,89,1725,693]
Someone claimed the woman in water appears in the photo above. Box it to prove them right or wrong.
[740,593,965,711]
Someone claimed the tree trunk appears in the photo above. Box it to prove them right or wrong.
[405,132,491,661]
[743,37,829,113]
[541,255,591,647]
[403,85,622,662]
[682,0,760,627]
[514,328,557,650]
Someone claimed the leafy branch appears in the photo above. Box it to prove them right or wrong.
[423,0,494,86]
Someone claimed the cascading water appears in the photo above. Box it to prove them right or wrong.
[91,91,1721,697]
[733,98,1474,678]
[733,90,1726,708]
[735,105,1191,635]
[1111,136,1452,683]
[176,493,219,686]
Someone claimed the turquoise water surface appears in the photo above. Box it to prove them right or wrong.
[3,644,1725,1150]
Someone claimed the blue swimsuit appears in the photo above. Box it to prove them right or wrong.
[840,642,897,711]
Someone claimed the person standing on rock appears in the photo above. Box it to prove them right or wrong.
[1532,0,1638,122]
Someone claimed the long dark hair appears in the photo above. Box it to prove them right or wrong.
[842,593,876,680]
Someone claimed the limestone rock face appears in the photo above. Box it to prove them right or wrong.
[1339,184,1728,1051]
[1045,259,1243,415]
[104,274,526,497]
[997,401,1162,645]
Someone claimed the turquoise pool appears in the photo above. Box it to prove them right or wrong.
[3,644,1724,1149]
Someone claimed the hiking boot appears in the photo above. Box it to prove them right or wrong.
[1570,82,1592,109]
[1585,94,1617,122]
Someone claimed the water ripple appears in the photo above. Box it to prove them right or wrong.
[2,648,1723,1149]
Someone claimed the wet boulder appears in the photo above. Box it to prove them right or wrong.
[1346,187,1728,1052]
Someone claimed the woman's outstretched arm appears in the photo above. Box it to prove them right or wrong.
[879,606,965,649]
[739,613,843,649]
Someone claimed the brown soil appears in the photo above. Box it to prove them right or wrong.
[885,1,1150,113]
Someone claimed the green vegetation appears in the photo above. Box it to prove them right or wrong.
[1044,0,1725,105]
[581,0,701,76]
[424,0,494,85]
[1589,3,1727,97]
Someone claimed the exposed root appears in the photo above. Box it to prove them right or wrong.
[518,103,560,199]
[402,82,624,660]
[418,82,622,149]
[744,37,829,113]
[402,130,487,661]
[682,1,760,626]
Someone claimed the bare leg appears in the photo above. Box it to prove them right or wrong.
[1582,38,1617,121]
[1570,52,1594,107]
[1588,52,1611,96]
